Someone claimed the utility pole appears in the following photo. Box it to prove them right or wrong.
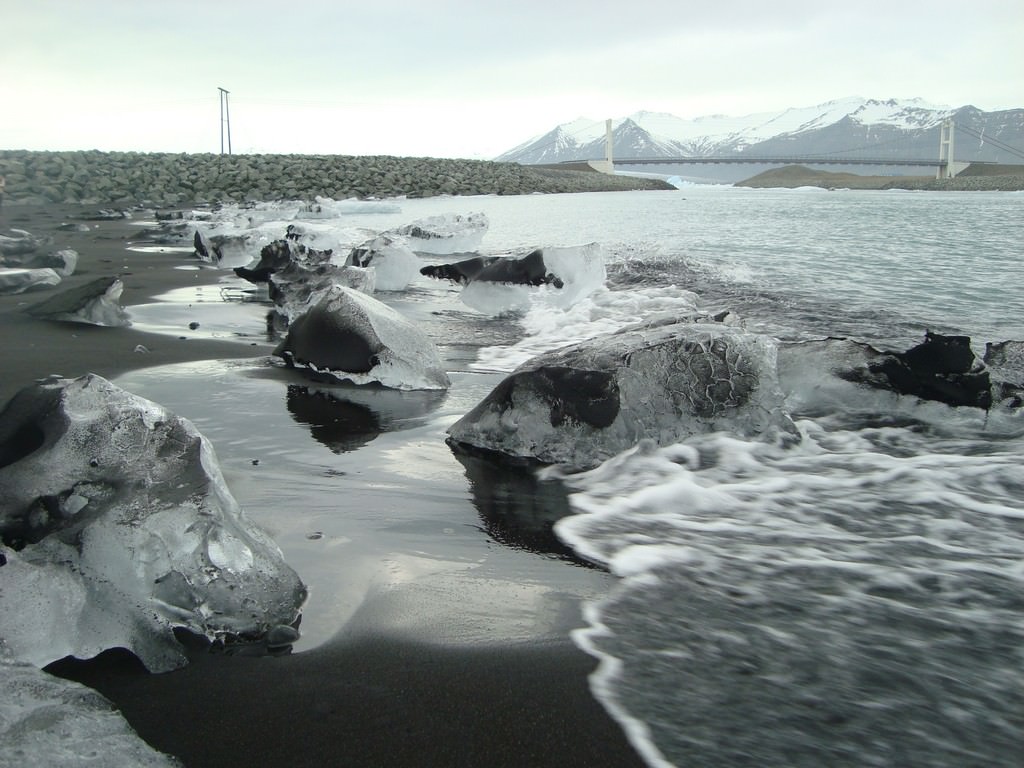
[218,87,232,155]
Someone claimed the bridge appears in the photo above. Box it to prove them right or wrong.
[608,155,978,168]
[574,119,990,179]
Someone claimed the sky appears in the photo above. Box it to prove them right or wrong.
[2,0,1022,159]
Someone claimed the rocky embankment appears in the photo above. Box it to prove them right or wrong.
[0,150,672,206]
[735,163,1024,191]
[880,169,1024,191]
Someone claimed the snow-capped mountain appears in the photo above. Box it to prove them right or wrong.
[497,98,1024,165]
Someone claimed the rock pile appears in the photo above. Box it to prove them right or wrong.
[881,173,1024,191]
[0,150,672,206]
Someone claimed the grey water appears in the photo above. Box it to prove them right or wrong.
[123,185,1023,767]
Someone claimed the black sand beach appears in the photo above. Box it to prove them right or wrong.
[50,635,644,768]
[0,205,273,405]
[1,204,646,767]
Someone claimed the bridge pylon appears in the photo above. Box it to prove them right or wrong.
[587,118,615,174]
[937,119,969,178]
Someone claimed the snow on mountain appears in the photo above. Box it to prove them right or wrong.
[496,97,986,164]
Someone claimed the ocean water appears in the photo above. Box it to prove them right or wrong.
[126,185,1023,767]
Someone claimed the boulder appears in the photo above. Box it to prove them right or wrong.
[448,319,795,469]
[0,374,306,671]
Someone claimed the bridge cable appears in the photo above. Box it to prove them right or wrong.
[954,123,1024,161]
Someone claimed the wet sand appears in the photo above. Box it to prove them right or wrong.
[1,204,645,768]
[0,204,272,405]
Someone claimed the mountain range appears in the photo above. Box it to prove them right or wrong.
[496,97,1024,167]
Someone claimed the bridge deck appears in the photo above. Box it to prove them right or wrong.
[593,156,994,167]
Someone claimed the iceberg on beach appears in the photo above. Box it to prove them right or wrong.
[26,276,131,327]
[0,267,62,295]
[0,374,306,672]
[269,260,375,320]
[0,228,52,257]
[448,319,795,469]
[777,331,1014,412]
[345,234,421,292]
[1,244,78,277]
[274,284,451,391]
[453,243,606,317]
[1,653,178,767]
[295,196,402,219]
[984,339,1024,405]
[233,237,333,284]
[387,212,489,254]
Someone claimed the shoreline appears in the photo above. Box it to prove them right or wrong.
[0,204,274,405]
[1,203,648,767]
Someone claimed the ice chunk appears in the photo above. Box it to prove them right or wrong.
[274,285,451,391]
[0,246,78,277]
[387,212,489,254]
[0,268,61,295]
[451,244,606,317]
[0,374,306,672]
[983,339,1024,405]
[269,261,375,321]
[448,321,796,468]
[458,280,535,317]
[294,196,402,218]
[233,238,333,284]
[0,229,52,257]
[779,332,993,411]
[529,243,607,307]
[42,248,79,277]
[192,229,259,266]
[0,654,179,767]
[26,277,131,327]
[420,255,500,285]
[345,235,421,291]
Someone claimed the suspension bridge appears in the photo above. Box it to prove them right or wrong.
[571,119,1021,179]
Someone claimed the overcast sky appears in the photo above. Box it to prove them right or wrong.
[2,0,1021,158]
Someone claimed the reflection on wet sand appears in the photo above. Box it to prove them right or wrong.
[285,381,448,453]
[286,385,379,453]
[450,448,593,567]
